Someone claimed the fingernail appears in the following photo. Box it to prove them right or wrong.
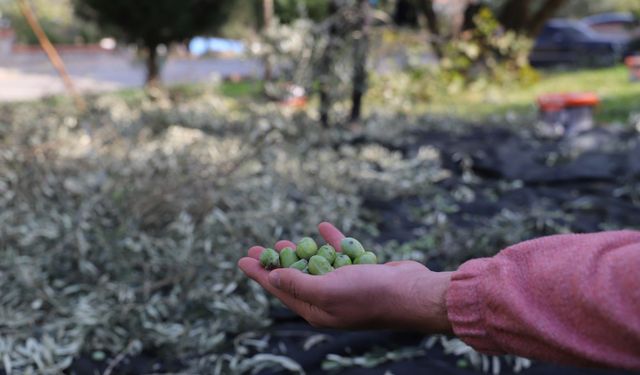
[269,271,281,289]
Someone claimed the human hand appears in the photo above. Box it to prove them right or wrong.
[238,222,453,333]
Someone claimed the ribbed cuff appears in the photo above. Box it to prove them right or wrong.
[446,258,503,355]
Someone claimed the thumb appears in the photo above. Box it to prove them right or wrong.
[269,268,325,303]
[318,222,346,251]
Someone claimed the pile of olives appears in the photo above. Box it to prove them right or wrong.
[259,237,377,275]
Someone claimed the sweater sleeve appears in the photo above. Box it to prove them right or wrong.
[446,230,640,370]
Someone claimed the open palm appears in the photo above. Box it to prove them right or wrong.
[238,222,452,332]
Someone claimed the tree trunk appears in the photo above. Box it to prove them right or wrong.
[526,0,568,37]
[461,2,482,32]
[394,0,419,27]
[415,0,442,58]
[262,0,274,81]
[319,1,339,128]
[319,89,330,128]
[498,0,531,33]
[350,0,370,122]
[145,44,160,87]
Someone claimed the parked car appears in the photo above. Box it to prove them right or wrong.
[583,12,640,37]
[584,12,640,57]
[529,19,630,67]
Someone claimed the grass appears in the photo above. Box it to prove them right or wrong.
[414,65,640,124]
[19,64,638,126]
[96,80,263,107]
[201,66,640,125]
[218,80,264,97]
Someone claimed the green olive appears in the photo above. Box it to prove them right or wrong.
[317,244,336,264]
[340,237,365,260]
[333,253,352,268]
[279,247,299,268]
[354,251,377,264]
[308,255,334,275]
[289,259,308,271]
[296,237,318,260]
[260,248,280,270]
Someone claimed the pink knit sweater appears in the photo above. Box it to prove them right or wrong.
[446,230,640,370]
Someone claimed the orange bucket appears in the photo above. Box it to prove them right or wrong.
[537,92,599,137]
[537,92,599,112]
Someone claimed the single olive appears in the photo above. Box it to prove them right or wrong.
[296,237,318,260]
[333,253,352,268]
[340,237,365,260]
[354,251,377,264]
[308,255,334,275]
[260,248,280,270]
[289,259,308,271]
[317,244,336,264]
[279,247,300,268]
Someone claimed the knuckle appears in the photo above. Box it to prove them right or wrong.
[303,305,328,328]
[286,279,300,300]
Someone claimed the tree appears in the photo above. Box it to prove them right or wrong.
[318,0,340,128]
[497,0,569,37]
[274,0,329,23]
[405,0,569,55]
[349,0,370,122]
[414,0,442,58]
[73,0,235,86]
[316,0,371,127]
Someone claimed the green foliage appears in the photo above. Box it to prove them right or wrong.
[0,90,365,373]
[275,0,329,23]
[0,0,100,44]
[72,0,234,48]
[255,2,369,125]
[218,0,262,39]
[366,9,538,111]
[368,64,640,124]
[439,7,537,89]
[0,86,469,373]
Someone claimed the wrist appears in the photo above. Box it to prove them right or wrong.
[408,270,453,334]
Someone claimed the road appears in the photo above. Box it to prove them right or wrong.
[0,50,263,102]
[0,48,435,102]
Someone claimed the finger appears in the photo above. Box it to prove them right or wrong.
[318,222,346,251]
[238,258,302,303]
[248,246,265,260]
[268,268,329,304]
[275,240,296,251]
[238,258,333,323]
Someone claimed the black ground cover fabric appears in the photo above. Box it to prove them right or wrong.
[67,125,640,374]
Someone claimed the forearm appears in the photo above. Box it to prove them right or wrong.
[446,231,640,369]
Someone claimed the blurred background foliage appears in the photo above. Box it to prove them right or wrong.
[3,0,640,44]
[0,0,100,44]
